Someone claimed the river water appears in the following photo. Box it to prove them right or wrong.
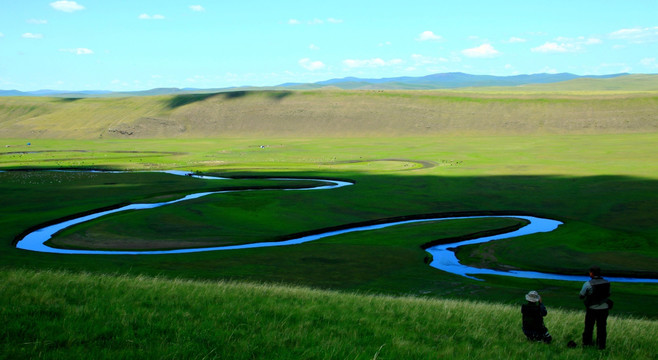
[13,171,658,283]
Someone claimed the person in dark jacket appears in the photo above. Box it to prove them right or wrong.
[579,265,611,349]
[521,290,552,343]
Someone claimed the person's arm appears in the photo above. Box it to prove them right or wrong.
[579,281,590,299]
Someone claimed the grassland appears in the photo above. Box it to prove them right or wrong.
[1,89,656,139]
[1,87,657,358]
[2,269,657,360]
[1,134,657,307]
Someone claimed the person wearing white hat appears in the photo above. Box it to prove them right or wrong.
[521,290,552,343]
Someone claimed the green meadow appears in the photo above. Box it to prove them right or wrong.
[2,269,657,360]
[1,87,657,359]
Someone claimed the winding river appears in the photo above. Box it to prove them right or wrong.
[14,171,658,283]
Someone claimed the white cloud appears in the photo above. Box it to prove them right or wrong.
[556,36,601,45]
[611,28,642,37]
[60,48,94,55]
[22,33,43,39]
[532,37,601,53]
[76,48,93,55]
[531,42,568,53]
[186,75,207,83]
[610,26,658,43]
[299,58,325,70]
[0,33,4,38]
[417,31,442,41]
[507,37,526,43]
[50,1,85,12]
[641,57,657,68]
[461,44,500,58]
[378,41,392,47]
[288,19,301,25]
[27,19,48,24]
[309,43,320,50]
[588,62,632,74]
[190,5,205,12]
[343,58,403,68]
[327,18,343,24]
[139,14,165,20]
[411,54,449,65]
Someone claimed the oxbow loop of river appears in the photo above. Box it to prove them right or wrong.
[14,170,658,283]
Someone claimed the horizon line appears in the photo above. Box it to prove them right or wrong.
[3,71,654,94]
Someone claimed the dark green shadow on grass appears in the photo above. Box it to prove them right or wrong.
[1,171,657,317]
[56,97,84,103]
[165,90,294,109]
[164,93,220,109]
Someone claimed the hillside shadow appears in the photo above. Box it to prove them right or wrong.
[219,90,293,101]
[165,93,220,109]
[56,97,83,103]
[265,91,293,100]
[213,171,658,278]
[165,90,294,109]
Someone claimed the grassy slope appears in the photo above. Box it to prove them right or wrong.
[1,88,657,139]
[502,74,658,92]
[2,269,657,360]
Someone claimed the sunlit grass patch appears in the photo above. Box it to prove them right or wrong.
[2,269,656,359]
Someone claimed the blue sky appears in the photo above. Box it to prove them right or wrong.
[1,0,657,91]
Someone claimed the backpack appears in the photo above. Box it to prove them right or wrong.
[585,278,611,307]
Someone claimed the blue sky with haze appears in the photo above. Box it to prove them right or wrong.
[1,0,657,91]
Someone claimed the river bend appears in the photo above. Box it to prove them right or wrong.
[14,171,658,283]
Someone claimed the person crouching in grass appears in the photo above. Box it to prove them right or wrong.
[522,290,552,343]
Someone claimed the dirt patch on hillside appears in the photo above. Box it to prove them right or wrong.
[106,117,186,137]
[324,158,437,170]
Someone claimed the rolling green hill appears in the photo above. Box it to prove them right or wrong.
[0,89,656,139]
[473,74,658,92]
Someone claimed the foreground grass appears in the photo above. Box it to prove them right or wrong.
[1,269,656,360]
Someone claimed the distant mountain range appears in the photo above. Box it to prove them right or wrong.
[0,72,635,97]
